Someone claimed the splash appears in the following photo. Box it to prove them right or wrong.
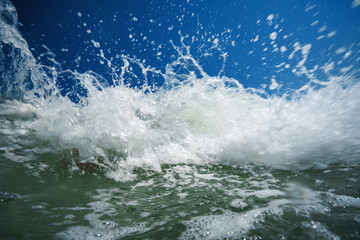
[0,0,359,181]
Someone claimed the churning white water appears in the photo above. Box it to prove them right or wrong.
[0,0,359,181]
[1,1,360,239]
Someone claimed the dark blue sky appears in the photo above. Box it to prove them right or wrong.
[10,0,360,93]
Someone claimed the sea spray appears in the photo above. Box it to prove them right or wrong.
[2,63,360,179]
[1,0,360,239]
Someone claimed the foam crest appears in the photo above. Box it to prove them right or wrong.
[20,70,360,178]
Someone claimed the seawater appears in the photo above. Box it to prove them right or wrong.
[1,0,360,239]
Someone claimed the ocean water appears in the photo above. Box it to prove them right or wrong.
[1,0,360,239]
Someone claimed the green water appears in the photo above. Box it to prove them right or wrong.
[1,154,359,239]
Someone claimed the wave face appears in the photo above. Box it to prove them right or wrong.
[1,0,360,239]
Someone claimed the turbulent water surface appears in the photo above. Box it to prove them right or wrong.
[1,0,360,239]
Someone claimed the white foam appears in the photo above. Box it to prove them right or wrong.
[2,69,358,178]
[181,199,287,240]
[0,100,36,120]
[327,193,360,208]
[132,179,155,189]
[56,225,146,240]
[229,199,248,209]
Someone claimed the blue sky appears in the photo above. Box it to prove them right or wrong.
[11,0,360,93]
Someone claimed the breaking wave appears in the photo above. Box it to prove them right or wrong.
[1,0,359,181]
